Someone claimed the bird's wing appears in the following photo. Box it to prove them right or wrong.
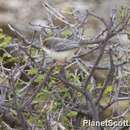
[54,40,79,52]
[43,37,79,51]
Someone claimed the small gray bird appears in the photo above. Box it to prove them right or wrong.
[42,37,80,63]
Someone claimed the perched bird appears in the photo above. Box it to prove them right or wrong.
[41,37,80,63]
[41,36,111,80]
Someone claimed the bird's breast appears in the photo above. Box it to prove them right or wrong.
[43,47,78,61]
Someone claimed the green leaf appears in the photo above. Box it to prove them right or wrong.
[27,68,38,76]
[0,31,12,48]
[63,116,71,128]
[104,85,113,95]
[61,28,72,37]
[34,74,44,83]
[117,7,129,22]
[36,89,50,99]
[3,55,17,63]
[66,111,77,117]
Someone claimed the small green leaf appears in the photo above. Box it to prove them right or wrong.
[104,85,113,95]
[66,111,77,117]
[36,89,50,99]
[34,74,44,83]
[27,68,38,76]
[61,29,72,37]
[0,31,12,48]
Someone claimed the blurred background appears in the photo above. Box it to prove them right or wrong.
[0,0,130,36]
